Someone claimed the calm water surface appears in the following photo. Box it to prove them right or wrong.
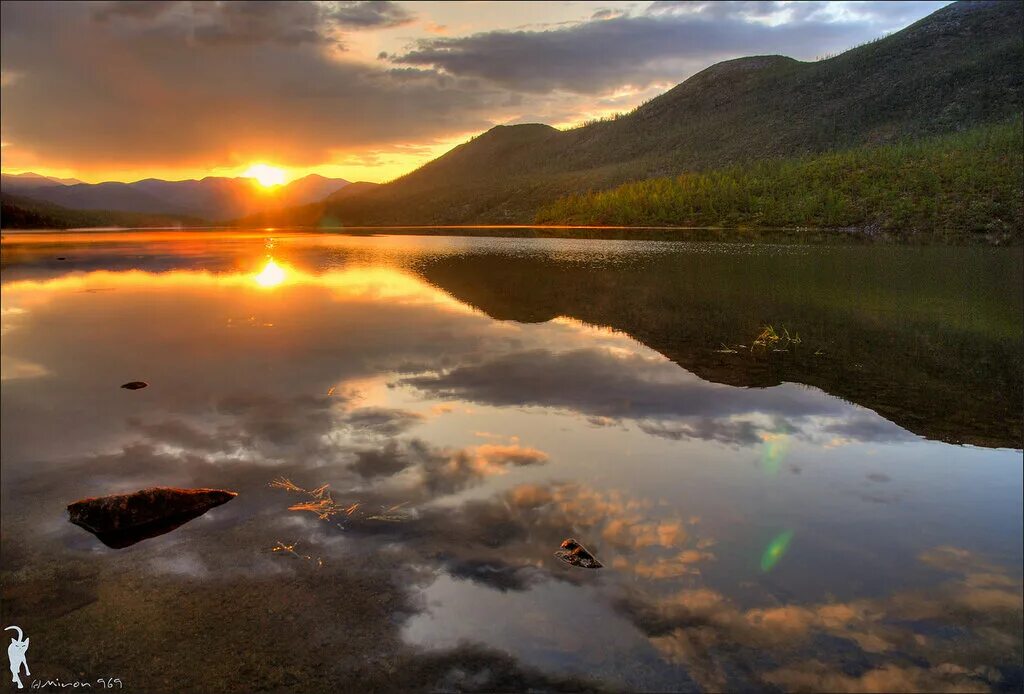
[1,231,1021,692]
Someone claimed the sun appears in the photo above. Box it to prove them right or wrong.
[253,258,288,288]
[242,163,287,188]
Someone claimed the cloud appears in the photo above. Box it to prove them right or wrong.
[92,1,413,40]
[823,412,918,443]
[762,661,989,694]
[328,1,414,29]
[612,545,1022,691]
[346,437,548,493]
[401,347,846,420]
[188,2,340,47]
[400,346,878,446]
[341,406,425,437]
[0,2,496,169]
[443,557,542,592]
[388,2,948,94]
[471,443,548,470]
[350,440,416,479]
[646,0,948,25]
[637,418,763,446]
[93,0,179,22]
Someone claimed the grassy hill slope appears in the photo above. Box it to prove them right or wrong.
[314,0,1022,226]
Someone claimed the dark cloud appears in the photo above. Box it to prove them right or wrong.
[350,440,414,479]
[189,2,335,47]
[637,418,763,446]
[389,2,947,94]
[442,557,542,592]
[216,392,337,449]
[0,2,495,169]
[126,416,234,453]
[328,1,414,29]
[93,0,178,21]
[342,406,425,437]
[92,1,413,40]
[590,8,627,21]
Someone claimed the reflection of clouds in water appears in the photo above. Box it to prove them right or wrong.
[822,412,919,445]
[341,406,426,437]
[149,553,210,579]
[129,395,427,464]
[638,417,763,446]
[402,347,919,447]
[402,347,845,419]
[614,545,1023,692]
[8,376,1021,692]
[0,354,50,381]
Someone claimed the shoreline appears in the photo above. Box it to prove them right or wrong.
[2,224,1020,246]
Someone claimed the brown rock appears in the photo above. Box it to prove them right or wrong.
[67,487,237,548]
[554,538,603,569]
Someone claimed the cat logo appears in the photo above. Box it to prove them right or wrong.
[4,627,29,690]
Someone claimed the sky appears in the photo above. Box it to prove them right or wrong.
[0,0,951,184]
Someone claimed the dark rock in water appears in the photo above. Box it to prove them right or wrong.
[121,381,148,390]
[554,538,603,569]
[67,487,237,548]
[56,257,67,260]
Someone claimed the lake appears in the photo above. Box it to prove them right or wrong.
[1,230,1021,692]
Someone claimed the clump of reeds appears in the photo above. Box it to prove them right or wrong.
[750,325,802,353]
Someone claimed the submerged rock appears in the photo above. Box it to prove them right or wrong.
[554,538,603,569]
[67,487,237,548]
[120,381,148,390]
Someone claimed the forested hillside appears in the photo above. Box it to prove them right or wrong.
[535,120,1023,242]
[308,1,1022,226]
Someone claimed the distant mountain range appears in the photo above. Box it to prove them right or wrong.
[295,0,1020,226]
[0,173,349,223]
[1,172,85,191]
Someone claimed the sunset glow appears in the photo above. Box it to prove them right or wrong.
[242,164,287,188]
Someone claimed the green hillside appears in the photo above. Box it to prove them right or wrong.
[535,120,1023,241]
[310,0,1022,227]
[0,193,203,230]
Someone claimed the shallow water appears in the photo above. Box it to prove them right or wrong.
[1,231,1021,692]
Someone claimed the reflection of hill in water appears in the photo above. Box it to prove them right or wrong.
[415,246,1023,450]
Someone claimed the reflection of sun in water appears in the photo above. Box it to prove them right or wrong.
[242,163,287,188]
[254,259,287,288]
